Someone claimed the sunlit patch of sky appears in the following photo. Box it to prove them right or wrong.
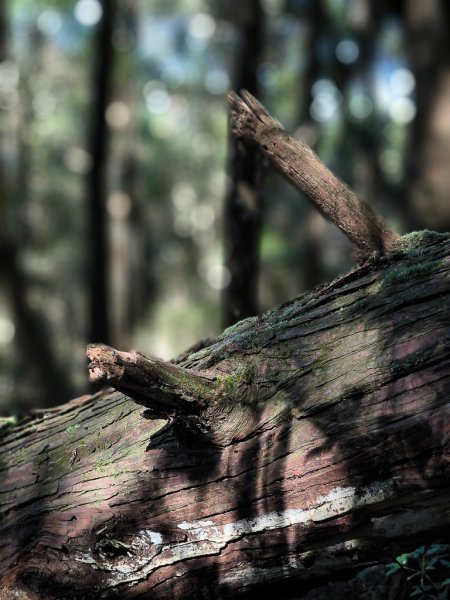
[37,9,63,37]
[74,0,103,27]
[389,68,415,97]
[374,58,416,124]
[186,13,216,51]
[139,17,184,62]
[310,78,342,123]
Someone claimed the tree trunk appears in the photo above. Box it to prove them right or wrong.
[403,0,450,231]
[1,94,449,600]
[88,0,116,345]
[222,0,263,327]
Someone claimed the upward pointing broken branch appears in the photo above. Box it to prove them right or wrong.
[228,90,400,259]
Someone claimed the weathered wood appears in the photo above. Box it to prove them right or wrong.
[0,231,449,599]
[228,90,401,258]
[86,344,216,418]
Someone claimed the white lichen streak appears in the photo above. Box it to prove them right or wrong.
[142,530,163,545]
[174,478,401,544]
[87,478,400,587]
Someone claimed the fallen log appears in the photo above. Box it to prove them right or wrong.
[0,93,449,600]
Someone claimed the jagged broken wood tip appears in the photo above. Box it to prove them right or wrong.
[86,344,215,418]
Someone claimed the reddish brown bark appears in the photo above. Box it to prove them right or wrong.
[0,231,449,599]
[0,93,447,599]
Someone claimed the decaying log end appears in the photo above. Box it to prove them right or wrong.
[86,343,216,418]
[228,89,401,260]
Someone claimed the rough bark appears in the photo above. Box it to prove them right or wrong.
[1,95,449,598]
[0,229,449,599]
[228,91,400,259]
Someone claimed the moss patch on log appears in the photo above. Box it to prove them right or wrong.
[383,260,443,285]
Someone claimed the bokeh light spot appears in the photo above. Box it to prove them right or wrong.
[205,69,229,95]
[188,13,216,41]
[190,205,215,231]
[335,39,359,64]
[37,9,63,36]
[107,191,132,220]
[310,79,341,122]
[206,264,231,290]
[348,94,373,120]
[0,317,15,345]
[106,101,131,129]
[63,147,92,174]
[389,68,415,96]
[74,0,103,27]
[389,97,416,124]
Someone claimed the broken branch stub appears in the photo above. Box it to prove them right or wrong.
[86,344,216,418]
[228,89,400,258]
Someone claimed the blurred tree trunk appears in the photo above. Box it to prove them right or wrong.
[108,0,142,349]
[403,0,450,232]
[88,0,116,345]
[222,0,263,327]
[0,15,73,407]
[295,0,327,291]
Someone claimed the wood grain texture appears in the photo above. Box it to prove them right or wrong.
[0,233,449,598]
[228,90,401,259]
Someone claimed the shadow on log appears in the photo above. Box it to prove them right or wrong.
[0,93,449,600]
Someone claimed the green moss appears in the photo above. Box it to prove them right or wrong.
[395,230,447,254]
[65,424,81,433]
[218,315,260,340]
[0,416,18,428]
[383,259,442,285]
[221,364,256,392]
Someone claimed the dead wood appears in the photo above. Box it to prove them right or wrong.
[0,232,449,599]
[228,90,401,259]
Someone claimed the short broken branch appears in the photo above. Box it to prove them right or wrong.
[86,344,215,417]
[228,90,401,258]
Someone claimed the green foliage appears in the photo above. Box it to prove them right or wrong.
[386,545,450,599]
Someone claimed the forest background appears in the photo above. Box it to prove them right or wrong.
[1,0,449,412]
